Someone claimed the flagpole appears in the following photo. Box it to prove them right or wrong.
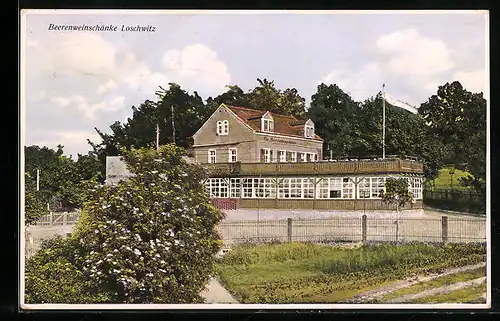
[382,84,386,159]
[171,105,176,144]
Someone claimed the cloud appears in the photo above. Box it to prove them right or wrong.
[26,129,102,159]
[452,69,485,93]
[97,80,118,94]
[319,63,383,102]
[319,28,477,105]
[162,43,231,92]
[376,29,454,77]
[48,32,117,77]
[49,95,125,121]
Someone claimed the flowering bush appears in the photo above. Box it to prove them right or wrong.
[26,144,225,304]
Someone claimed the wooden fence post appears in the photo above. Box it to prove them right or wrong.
[441,216,448,244]
[287,218,292,243]
[362,215,367,243]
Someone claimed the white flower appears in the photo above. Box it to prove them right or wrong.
[174,240,180,245]
[135,234,142,241]
[155,254,160,258]
[159,269,166,273]
[97,260,103,265]
[174,184,181,189]
[107,253,113,257]
[113,249,118,253]
[150,183,155,186]
[134,249,142,256]
[151,170,158,174]
[94,229,99,234]
[97,271,102,275]
[160,260,165,264]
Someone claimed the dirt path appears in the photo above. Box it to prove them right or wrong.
[346,262,486,303]
[388,277,486,303]
[200,277,239,304]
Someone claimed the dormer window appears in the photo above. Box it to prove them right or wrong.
[217,120,229,135]
[261,112,274,132]
[304,119,315,138]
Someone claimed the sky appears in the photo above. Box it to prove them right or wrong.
[22,10,488,159]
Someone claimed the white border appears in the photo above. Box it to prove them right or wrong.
[19,9,490,311]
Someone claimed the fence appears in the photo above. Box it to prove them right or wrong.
[217,215,486,247]
[423,189,486,214]
[34,211,81,226]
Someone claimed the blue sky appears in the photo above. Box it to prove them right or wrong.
[22,10,488,158]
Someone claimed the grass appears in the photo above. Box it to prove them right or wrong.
[376,266,486,302]
[425,167,473,190]
[408,283,486,304]
[216,242,486,304]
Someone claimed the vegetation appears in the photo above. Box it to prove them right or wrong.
[216,242,485,303]
[408,284,486,304]
[376,266,486,302]
[425,167,474,191]
[25,145,225,304]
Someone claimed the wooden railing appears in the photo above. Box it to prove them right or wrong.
[34,211,81,226]
[205,159,423,177]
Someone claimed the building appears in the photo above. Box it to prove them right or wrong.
[192,104,323,164]
[105,104,425,212]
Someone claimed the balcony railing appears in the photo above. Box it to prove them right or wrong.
[204,159,423,177]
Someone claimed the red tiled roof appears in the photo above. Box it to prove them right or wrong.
[225,105,323,141]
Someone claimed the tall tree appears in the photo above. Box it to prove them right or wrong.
[308,83,361,157]
[90,83,211,167]
[206,79,306,119]
[419,81,486,191]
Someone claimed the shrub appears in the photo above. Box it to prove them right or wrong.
[73,144,225,303]
[25,236,109,304]
[26,144,225,304]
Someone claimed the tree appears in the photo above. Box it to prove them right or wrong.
[419,81,486,192]
[207,79,307,119]
[24,172,49,225]
[90,83,211,168]
[26,144,225,304]
[381,177,414,242]
[308,83,361,158]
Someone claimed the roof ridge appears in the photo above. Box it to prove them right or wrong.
[226,105,298,120]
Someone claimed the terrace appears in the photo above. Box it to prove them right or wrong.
[203,156,424,177]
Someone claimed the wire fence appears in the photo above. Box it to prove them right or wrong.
[217,215,486,247]
[34,211,81,226]
[423,189,486,215]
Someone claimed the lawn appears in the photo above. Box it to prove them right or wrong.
[425,167,473,190]
[215,242,486,304]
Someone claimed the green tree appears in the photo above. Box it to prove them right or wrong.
[381,177,414,242]
[90,83,211,168]
[419,81,486,192]
[308,83,361,158]
[24,172,49,225]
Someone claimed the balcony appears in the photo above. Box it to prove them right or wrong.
[204,159,423,177]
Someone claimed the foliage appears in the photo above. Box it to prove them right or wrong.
[25,236,110,304]
[24,173,49,225]
[24,145,103,212]
[71,144,224,303]
[381,177,414,208]
[217,242,485,303]
[419,81,486,192]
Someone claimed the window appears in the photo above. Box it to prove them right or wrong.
[230,178,240,198]
[300,153,306,162]
[278,178,313,199]
[307,153,315,162]
[358,178,371,199]
[358,177,386,199]
[262,118,274,132]
[279,150,286,162]
[208,149,216,163]
[216,120,229,135]
[204,178,228,198]
[291,152,297,163]
[342,178,354,199]
[410,177,423,199]
[228,148,237,163]
[305,125,314,138]
[261,148,272,163]
[241,178,276,198]
[317,177,353,199]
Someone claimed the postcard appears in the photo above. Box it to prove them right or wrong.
[20,9,490,310]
